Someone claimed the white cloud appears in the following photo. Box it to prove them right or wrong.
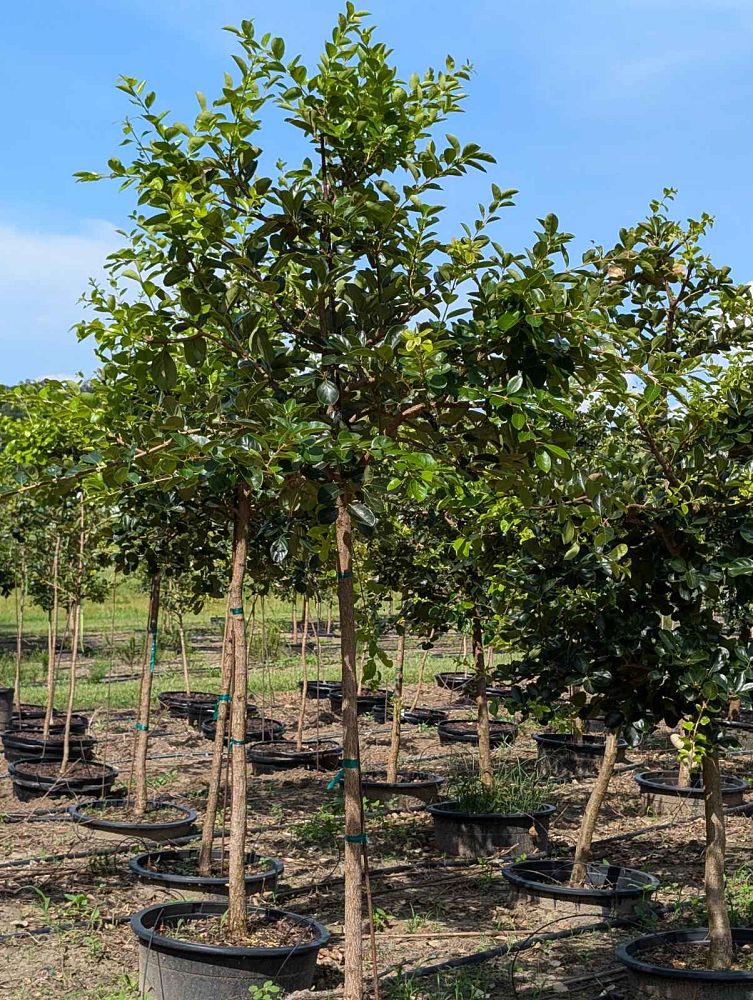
[0,219,118,383]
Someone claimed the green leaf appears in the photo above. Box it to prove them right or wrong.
[535,449,552,473]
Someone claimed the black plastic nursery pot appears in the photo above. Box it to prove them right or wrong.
[356,770,445,805]
[9,713,89,736]
[131,900,331,999]
[246,739,342,774]
[69,798,198,842]
[370,703,449,725]
[298,679,341,700]
[328,689,392,716]
[428,801,554,857]
[129,849,283,900]
[722,710,753,750]
[158,691,258,728]
[200,717,285,746]
[11,703,59,722]
[635,769,747,817]
[435,671,474,691]
[0,687,12,732]
[534,733,628,777]
[502,859,659,917]
[2,729,96,764]
[437,719,517,748]
[615,928,753,999]
[9,760,118,802]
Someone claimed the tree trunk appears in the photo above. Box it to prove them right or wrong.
[335,497,365,1000]
[132,573,161,817]
[703,748,733,970]
[42,536,61,736]
[292,598,298,645]
[295,597,310,751]
[197,615,234,877]
[570,731,620,885]
[12,562,26,715]
[326,600,333,635]
[409,637,433,712]
[386,624,406,785]
[60,507,85,774]
[226,486,251,941]
[177,615,191,695]
[472,612,493,790]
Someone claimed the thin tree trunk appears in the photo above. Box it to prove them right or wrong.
[335,497,365,1000]
[409,637,433,712]
[677,759,692,787]
[60,507,85,774]
[292,598,298,645]
[472,612,493,790]
[326,599,333,635]
[570,731,620,884]
[295,597,310,751]
[197,615,234,877]
[703,748,733,970]
[386,625,406,784]
[226,486,251,940]
[42,537,61,736]
[13,563,26,715]
[132,573,161,817]
[177,615,191,695]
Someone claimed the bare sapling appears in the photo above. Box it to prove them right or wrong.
[12,557,26,715]
[132,572,161,817]
[226,486,251,940]
[409,632,434,712]
[570,731,620,885]
[42,536,61,735]
[60,504,85,773]
[177,610,191,696]
[385,619,407,784]
[295,597,310,751]
[472,611,493,790]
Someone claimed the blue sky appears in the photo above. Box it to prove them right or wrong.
[2,0,752,383]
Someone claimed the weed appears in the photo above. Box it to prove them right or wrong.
[445,754,553,815]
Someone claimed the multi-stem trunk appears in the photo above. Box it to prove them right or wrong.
[60,507,85,773]
[295,597,310,751]
[177,613,191,695]
[336,497,365,1000]
[12,561,26,715]
[703,747,733,970]
[132,573,161,817]
[42,536,61,735]
[197,616,234,878]
[570,731,620,884]
[472,611,493,790]
[386,623,406,785]
[226,486,251,940]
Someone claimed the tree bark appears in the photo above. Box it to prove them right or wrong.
[60,506,85,774]
[226,486,251,940]
[570,731,620,884]
[386,623,406,785]
[335,497,365,1000]
[177,615,191,695]
[13,561,26,715]
[42,536,61,736]
[472,611,493,790]
[197,615,234,877]
[295,597,310,751]
[703,747,733,970]
[132,573,161,817]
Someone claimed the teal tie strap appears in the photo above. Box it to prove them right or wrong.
[149,628,158,674]
[134,722,148,732]
[213,693,231,720]
[326,758,359,791]
[337,570,353,580]
[345,832,368,845]
[230,607,244,616]
[229,737,246,747]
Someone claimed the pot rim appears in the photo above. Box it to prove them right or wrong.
[634,769,748,796]
[427,799,556,822]
[502,858,659,899]
[615,927,753,981]
[129,848,284,888]
[69,798,197,831]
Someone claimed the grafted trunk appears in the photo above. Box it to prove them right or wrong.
[132,573,161,818]
[703,748,733,970]
[42,537,61,735]
[295,597,310,751]
[570,731,620,884]
[13,562,26,715]
[386,624,406,785]
[226,486,251,940]
[472,611,493,790]
[335,497,365,1000]
[197,616,234,877]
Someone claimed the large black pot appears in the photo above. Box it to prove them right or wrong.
[12,703,59,723]
[437,720,517,747]
[329,689,392,716]
[502,859,659,917]
[158,692,258,728]
[246,739,341,774]
[9,759,118,802]
[2,729,96,764]
[298,680,341,700]
[200,717,285,746]
[616,928,753,999]
[9,713,89,736]
[69,798,198,842]
[0,687,13,732]
[428,801,554,857]
[131,900,331,999]
[635,769,747,817]
[359,770,445,805]
[129,849,283,900]
[435,672,473,691]
[371,704,448,726]
[534,733,628,777]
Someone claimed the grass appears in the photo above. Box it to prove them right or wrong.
[445,755,554,815]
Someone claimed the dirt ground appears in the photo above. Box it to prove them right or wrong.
[1,640,751,999]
